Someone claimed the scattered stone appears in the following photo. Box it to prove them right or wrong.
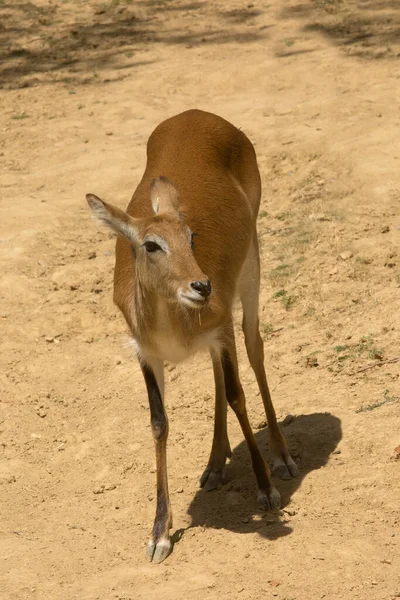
[93,484,117,495]
[384,253,396,268]
[309,213,332,222]
[328,266,338,275]
[381,225,390,233]
[305,356,319,368]
[37,409,47,418]
[264,514,276,524]
[45,333,62,343]
[122,462,134,474]
[359,256,372,264]
[0,474,16,485]
[88,251,96,260]
[282,414,295,426]
[391,445,400,461]
[340,251,353,261]
[256,420,267,429]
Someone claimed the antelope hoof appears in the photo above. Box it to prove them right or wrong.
[272,455,299,480]
[258,486,281,511]
[200,466,225,491]
[146,536,172,564]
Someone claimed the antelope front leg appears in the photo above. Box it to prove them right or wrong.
[200,348,232,491]
[141,360,172,563]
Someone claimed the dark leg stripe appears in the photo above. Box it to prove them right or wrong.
[221,348,240,404]
[142,363,167,438]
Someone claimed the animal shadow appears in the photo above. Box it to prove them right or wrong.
[186,412,342,540]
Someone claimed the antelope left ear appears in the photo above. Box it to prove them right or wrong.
[150,176,180,216]
[86,193,139,245]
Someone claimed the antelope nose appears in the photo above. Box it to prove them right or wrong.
[190,279,212,298]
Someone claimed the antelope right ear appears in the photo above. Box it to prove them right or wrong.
[86,194,139,245]
[150,177,180,216]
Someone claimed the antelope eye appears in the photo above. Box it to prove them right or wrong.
[144,241,161,253]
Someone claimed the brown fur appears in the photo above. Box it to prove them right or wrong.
[113,109,260,355]
[86,109,298,564]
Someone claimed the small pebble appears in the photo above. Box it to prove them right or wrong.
[283,508,296,516]
[282,414,295,426]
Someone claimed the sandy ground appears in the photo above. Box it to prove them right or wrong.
[1,0,400,598]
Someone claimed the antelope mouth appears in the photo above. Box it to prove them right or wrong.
[178,292,208,309]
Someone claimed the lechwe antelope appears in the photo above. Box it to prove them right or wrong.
[86,109,298,563]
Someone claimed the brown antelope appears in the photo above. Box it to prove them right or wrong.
[86,109,298,563]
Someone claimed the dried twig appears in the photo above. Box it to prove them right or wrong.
[23,37,43,45]
[355,357,399,374]
[272,380,282,392]
[272,327,284,336]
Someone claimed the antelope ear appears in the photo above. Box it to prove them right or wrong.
[86,194,138,245]
[150,176,180,216]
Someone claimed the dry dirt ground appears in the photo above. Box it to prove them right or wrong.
[1,0,400,598]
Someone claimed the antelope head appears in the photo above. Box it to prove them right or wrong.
[86,177,211,308]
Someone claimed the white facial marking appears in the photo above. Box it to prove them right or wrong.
[143,234,169,253]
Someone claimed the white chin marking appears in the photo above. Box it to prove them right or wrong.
[179,295,204,309]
